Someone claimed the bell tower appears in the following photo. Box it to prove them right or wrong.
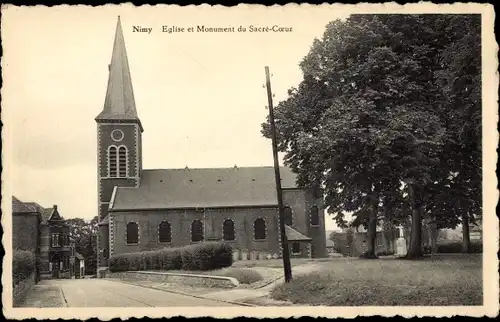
[96,16,143,270]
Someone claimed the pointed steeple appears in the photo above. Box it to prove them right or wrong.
[96,16,141,125]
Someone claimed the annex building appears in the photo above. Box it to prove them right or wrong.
[96,17,327,272]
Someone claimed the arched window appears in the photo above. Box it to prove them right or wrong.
[254,218,266,240]
[118,146,128,177]
[284,206,293,226]
[126,222,139,244]
[191,220,204,242]
[108,145,128,178]
[222,219,235,241]
[108,146,118,177]
[310,206,319,226]
[158,221,172,243]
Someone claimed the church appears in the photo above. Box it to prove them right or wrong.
[96,17,327,273]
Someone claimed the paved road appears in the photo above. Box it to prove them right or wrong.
[21,279,240,307]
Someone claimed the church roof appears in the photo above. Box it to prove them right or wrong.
[110,166,301,211]
[285,225,312,241]
[95,16,141,125]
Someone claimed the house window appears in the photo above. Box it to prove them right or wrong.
[191,220,204,242]
[126,222,139,244]
[222,219,235,241]
[254,218,266,240]
[158,221,172,243]
[310,206,319,226]
[292,242,301,255]
[284,206,293,226]
[108,145,128,178]
[51,234,60,247]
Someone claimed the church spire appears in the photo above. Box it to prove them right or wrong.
[96,16,141,125]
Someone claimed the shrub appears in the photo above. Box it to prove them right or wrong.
[217,268,263,284]
[109,242,232,272]
[376,251,395,256]
[109,247,183,272]
[13,249,36,286]
[181,242,233,271]
[422,245,432,255]
[437,242,482,254]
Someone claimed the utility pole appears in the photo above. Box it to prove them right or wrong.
[265,66,292,283]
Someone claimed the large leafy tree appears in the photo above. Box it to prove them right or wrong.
[433,15,481,252]
[262,14,480,259]
[263,15,444,258]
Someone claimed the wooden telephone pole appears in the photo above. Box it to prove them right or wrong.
[265,66,292,283]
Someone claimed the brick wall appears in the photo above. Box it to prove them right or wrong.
[110,208,282,257]
[283,189,328,258]
[12,214,39,252]
[98,124,139,179]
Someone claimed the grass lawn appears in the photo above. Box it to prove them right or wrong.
[270,254,482,306]
[232,257,331,269]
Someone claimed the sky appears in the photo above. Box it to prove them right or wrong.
[3,5,356,230]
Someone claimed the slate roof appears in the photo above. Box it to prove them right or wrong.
[110,166,300,211]
[285,225,312,241]
[95,16,140,124]
[12,196,36,213]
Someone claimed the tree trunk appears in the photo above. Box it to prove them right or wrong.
[430,223,439,254]
[361,199,378,259]
[406,184,423,259]
[462,212,470,253]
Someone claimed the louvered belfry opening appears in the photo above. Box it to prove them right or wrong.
[118,146,127,177]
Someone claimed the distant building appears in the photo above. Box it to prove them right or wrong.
[326,239,335,255]
[12,196,75,279]
[95,17,328,274]
[74,253,85,278]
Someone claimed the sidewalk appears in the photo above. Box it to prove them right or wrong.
[18,282,67,308]
[200,262,325,303]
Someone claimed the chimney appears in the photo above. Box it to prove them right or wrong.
[53,205,58,210]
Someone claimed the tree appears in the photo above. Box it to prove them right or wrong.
[433,15,481,252]
[66,216,98,274]
[263,15,447,259]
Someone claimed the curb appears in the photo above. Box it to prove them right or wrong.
[107,278,257,307]
[252,275,283,289]
[107,271,239,288]
[59,288,69,307]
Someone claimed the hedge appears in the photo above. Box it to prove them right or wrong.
[437,242,482,254]
[13,249,36,286]
[109,242,233,272]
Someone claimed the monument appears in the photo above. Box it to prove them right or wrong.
[395,225,407,257]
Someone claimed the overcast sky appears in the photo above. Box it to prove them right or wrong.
[3,5,355,230]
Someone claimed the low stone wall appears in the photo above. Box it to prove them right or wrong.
[13,273,36,307]
[107,271,239,288]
